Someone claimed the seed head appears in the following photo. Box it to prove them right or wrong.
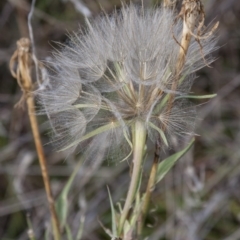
[38,4,216,160]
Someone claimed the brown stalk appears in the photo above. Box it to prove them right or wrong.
[168,0,219,113]
[139,0,200,228]
[167,0,204,114]
[9,38,61,240]
[139,0,218,234]
[163,0,177,8]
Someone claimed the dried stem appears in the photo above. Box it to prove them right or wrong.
[139,0,208,234]
[163,0,177,8]
[167,0,202,115]
[118,120,146,236]
[176,0,204,72]
[9,38,61,240]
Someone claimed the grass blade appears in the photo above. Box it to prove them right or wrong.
[76,216,85,240]
[156,138,195,184]
[148,122,168,146]
[60,122,120,151]
[65,224,73,240]
[176,94,217,100]
[56,160,83,228]
[107,186,117,237]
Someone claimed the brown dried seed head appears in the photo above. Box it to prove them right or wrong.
[176,0,218,72]
[163,0,177,8]
[9,38,33,107]
[180,0,205,24]
[177,0,205,72]
[16,38,31,55]
[166,0,217,126]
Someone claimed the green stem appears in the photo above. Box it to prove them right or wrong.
[138,147,159,236]
[118,120,146,235]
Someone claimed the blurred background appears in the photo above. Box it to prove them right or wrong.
[0,0,240,239]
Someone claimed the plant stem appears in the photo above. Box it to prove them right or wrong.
[167,0,201,115]
[138,146,159,236]
[163,0,176,8]
[10,38,61,240]
[118,120,146,235]
[27,95,61,240]
[27,214,37,240]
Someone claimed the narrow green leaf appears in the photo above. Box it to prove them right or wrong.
[137,167,144,194]
[98,220,114,238]
[73,104,99,109]
[154,94,169,113]
[120,129,133,162]
[123,220,131,237]
[26,215,36,240]
[117,202,123,214]
[52,104,102,113]
[73,103,110,111]
[148,122,168,146]
[44,225,50,240]
[107,186,117,237]
[156,138,195,184]
[130,192,141,226]
[56,160,83,228]
[65,224,74,240]
[153,70,190,114]
[176,94,217,100]
[179,71,189,85]
[60,121,120,151]
[76,216,85,240]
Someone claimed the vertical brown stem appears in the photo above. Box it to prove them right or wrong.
[166,0,199,121]
[10,38,61,240]
[26,94,61,240]
[139,0,202,236]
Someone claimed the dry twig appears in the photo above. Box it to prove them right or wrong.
[9,38,61,240]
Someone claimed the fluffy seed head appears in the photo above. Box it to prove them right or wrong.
[38,4,216,160]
